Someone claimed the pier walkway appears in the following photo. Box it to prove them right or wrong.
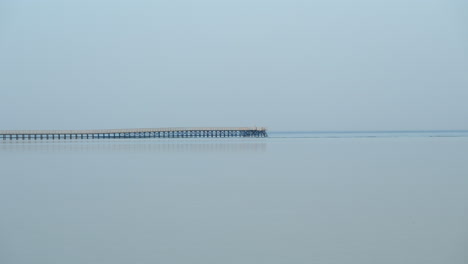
[0,127,268,140]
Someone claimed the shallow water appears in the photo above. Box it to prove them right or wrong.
[1,132,467,264]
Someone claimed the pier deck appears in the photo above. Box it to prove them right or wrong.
[0,127,268,140]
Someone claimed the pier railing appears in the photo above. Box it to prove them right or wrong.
[0,127,268,140]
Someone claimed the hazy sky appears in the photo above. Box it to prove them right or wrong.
[0,0,467,131]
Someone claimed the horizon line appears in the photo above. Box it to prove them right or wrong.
[270,129,468,133]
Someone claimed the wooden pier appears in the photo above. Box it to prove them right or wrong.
[0,127,268,140]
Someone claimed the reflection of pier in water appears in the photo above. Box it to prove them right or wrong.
[0,140,267,153]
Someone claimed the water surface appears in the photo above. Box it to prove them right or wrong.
[1,132,467,264]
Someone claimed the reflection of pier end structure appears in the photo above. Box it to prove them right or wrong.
[0,127,268,140]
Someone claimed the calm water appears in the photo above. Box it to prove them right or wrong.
[1,132,467,264]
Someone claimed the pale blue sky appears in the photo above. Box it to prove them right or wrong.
[0,0,467,131]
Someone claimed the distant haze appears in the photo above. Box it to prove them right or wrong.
[0,0,467,131]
